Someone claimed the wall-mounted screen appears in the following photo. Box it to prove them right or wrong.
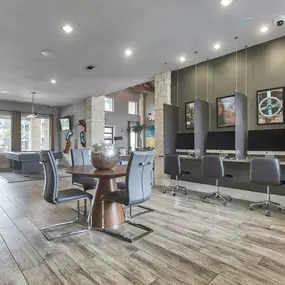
[248,129,285,154]
[206,131,235,154]
[176,133,194,151]
[185,101,194,129]
[60,117,71,131]
[257,87,284,125]
[217,95,235,128]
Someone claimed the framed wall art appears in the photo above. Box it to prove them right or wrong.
[216,95,235,128]
[257,87,284,125]
[185,101,194,129]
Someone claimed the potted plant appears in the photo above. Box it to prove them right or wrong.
[127,123,146,148]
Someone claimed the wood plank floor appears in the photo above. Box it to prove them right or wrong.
[1,177,285,284]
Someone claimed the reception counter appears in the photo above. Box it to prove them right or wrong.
[178,155,285,196]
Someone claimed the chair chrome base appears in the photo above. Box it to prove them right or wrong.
[101,202,153,243]
[101,221,153,243]
[41,199,92,241]
[250,186,285,217]
[202,191,232,204]
[163,185,187,196]
[201,179,232,205]
[163,175,187,196]
[72,199,87,216]
[129,205,154,218]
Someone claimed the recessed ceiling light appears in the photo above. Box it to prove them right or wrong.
[221,0,233,6]
[1,90,9,94]
[179,56,186,62]
[40,50,54,57]
[62,25,74,33]
[124,49,133,56]
[214,43,221,49]
[260,26,269,33]
[50,79,56,84]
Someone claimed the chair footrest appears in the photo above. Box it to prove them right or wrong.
[101,221,153,243]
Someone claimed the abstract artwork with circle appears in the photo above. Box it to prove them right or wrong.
[257,87,284,125]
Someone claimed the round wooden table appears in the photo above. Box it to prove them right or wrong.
[64,165,127,228]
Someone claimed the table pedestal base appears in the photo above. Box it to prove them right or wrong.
[92,178,124,228]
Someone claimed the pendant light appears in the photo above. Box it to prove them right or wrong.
[27,92,39,119]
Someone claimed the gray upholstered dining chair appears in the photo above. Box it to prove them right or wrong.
[163,154,190,196]
[250,157,285,217]
[71,148,98,215]
[101,150,155,243]
[201,155,233,204]
[39,151,93,241]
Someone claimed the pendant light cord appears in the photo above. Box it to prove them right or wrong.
[235,37,238,92]
[206,58,209,102]
[177,68,180,132]
[176,69,179,106]
[194,51,198,99]
[245,46,248,95]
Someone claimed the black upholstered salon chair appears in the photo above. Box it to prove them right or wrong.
[39,151,93,241]
[71,149,98,215]
[250,157,285,217]
[201,155,233,204]
[163,154,190,196]
[101,150,155,243]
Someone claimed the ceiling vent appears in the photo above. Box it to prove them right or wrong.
[83,64,97,71]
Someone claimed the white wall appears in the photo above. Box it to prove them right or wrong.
[105,88,140,148]
[59,100,86,165]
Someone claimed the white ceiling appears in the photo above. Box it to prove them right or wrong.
[0,0,285,106]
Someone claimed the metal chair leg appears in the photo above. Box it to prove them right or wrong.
[249,186,284,217]
[101,199,153,243]
[128,205,154,218]
[41,199,92,241]
[202,179,232,204]
[101,200,105,229]
[71,186,88,216]
[163,176,187,196]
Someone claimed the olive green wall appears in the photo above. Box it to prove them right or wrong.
[172,36,285,133]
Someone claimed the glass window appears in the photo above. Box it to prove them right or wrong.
[0,114,11,152]
[104,125,114,144]
[128,101,137,115]
[105,97,114,112]
[21,116,50,151]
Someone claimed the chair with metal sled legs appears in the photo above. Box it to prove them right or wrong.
[101,150,155,243]
[249,157,285,217]
[163,154,190,196]
[71,148,97,216]
[39,151,93,241]
[201,155,233,205]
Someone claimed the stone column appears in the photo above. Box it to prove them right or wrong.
[85,96,105,147]
[154,70,171,185]
[31,119,41,150]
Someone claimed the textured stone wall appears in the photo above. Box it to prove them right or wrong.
[85,96,105,147]
[154,70,171,185]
